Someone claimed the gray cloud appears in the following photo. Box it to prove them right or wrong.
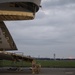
[5,0,75,58]
[42,0,75,9]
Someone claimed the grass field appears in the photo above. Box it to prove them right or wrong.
[0,60,31,67]
[36,60,75,68]
[0,60,75,68]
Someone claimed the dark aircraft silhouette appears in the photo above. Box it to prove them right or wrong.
[0,0,41,50]
[0,0,41,62]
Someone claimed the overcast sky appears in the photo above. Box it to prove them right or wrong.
[5,0,75,58]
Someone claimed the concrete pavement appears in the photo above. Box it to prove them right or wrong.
[0,68,75,75]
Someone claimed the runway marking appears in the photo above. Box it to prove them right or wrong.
[65,72,74,74]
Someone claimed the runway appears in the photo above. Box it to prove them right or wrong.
[0,68,75,75]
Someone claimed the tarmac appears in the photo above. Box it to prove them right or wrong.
[0,68,75,75]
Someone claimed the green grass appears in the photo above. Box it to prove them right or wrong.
[0,60,31,67]
[36,60,75,68]
[0,60,75,68]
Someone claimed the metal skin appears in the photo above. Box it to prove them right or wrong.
[0,0,41,6]
[0,21,17,50]
[0,0,41,20]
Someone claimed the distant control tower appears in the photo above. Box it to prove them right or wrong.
[54,53,56,60]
